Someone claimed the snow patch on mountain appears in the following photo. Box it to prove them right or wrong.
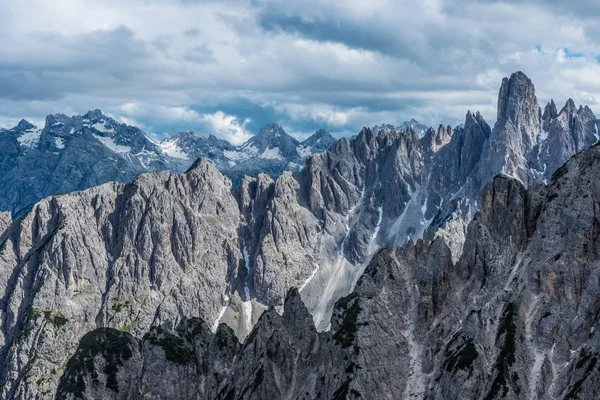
[313,187,365,330]
[239,144,259,156]
[94,135,132,153]
[90,122,115,134]
[224,150,248,161]
[373,119,429,138]
[17,128,42,148]
[160,139,189,160]
[54,137,65,149]
[260,146,283,160]
[296,145,312,158]
[299,263,320,292]
[212,294,230,333]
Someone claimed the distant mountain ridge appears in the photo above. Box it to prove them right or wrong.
[0,113,337,215]
[373,118,429,137]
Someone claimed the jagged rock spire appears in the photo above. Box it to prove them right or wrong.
[479,71,542,185]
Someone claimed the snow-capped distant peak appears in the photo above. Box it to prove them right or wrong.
[261,123,284,138]
[299,129,336,155]
[397,119,428,137]
[373,120,428,138]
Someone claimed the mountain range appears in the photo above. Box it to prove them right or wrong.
[0,113,337,216]
[0,71,600,399]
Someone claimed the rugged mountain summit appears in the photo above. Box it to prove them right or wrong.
[298,128,337,155]
[55,142,600,398]
[537,99,599,182]
[0,110,170,216]
[478,71,541,185]
[0,71,598,398]
[0,115,334,215]
[158,130,236,172]
[217,123,335,185]
[479,71,600,186]
[373,118,429,138]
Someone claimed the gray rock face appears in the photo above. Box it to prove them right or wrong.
[0,71,599,398]
[55,143,600,399]
[536,100,599,182]
[0,160,240,398]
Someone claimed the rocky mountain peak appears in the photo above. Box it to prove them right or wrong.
[206,133,233,149]
[465,110,490,133]
[439,123,452,137]
[372,123,396,132]
[542,99,558,131]
[185,157,219,175]
[560,98,577,115]
[244,123,300,157]
[44,113,72,130]
[282,287,316,331]
[372,119,428,138]
[300,129,336,152]
[430,124,452,151]
[257,123,288,140]
[309,128,332,140]
[398,118,428,137]
[207,133,223,143]
[475,110,485,123]
[496,71,540,133]
[170,130,199,141]
[81,108,106,122]
[477,71,542,185]
[15,119,35,131]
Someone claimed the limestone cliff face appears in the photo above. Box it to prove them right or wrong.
[0,160,241,398]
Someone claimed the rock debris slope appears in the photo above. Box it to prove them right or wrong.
[0,71,598,398]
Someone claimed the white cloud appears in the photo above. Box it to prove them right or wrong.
[200,111,252,145]
[115,102,203,128]
[112,102,252,143]
[274,103,352,127]
[0,116,23,130]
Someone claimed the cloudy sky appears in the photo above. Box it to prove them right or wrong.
[1,0,600,143]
